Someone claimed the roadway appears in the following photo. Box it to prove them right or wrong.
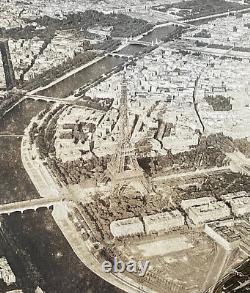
[0,134,23,137]
[24,94,88,108]
[202,245,230,292]
[7,11,250,292]
[183,7,250,24]
[52,203,156,293]
[193,73,205,133]
[152,166,230,182]
[21,128,61,199]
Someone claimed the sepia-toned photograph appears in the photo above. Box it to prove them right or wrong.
[0,0,250,292]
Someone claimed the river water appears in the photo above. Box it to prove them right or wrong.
[118,44,146,56]
[2,210,122,293]
[140,24,176,43]
[38,56,126,99]
[0,99,48,203]
[0,136,39,204]
[0,99,48,134]
[0,98,122,292]
[39,24,176,99]
[0,23,183,293]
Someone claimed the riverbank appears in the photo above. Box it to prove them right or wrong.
[53,204,154,293]
[29,23,177,99]
[21,116,61,199]
[20,110,155,293]
[29,55,106,97]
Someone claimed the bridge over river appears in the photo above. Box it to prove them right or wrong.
[0,198,63,216]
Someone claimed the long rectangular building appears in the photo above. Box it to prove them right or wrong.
[221,191,250,217]
[181,197,217,212]
[143,210,185,234]
[110,217,144,238]
[188,201,231,225]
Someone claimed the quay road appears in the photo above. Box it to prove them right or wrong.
[22,93,88,106]
[20,124,156,293]
[24,94,106,110]
[28,23,178,99]
[53,205,156,293]
[21,123,61,199]
[5,11,250,292]
[0,134,23,137]
[183,7,250,24]
[202,245,230,293]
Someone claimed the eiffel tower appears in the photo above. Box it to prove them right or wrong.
[107,72,149,198]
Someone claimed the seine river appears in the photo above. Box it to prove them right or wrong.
[39,25,176,99]
[4,24,246,293]
[0,98,122,293]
